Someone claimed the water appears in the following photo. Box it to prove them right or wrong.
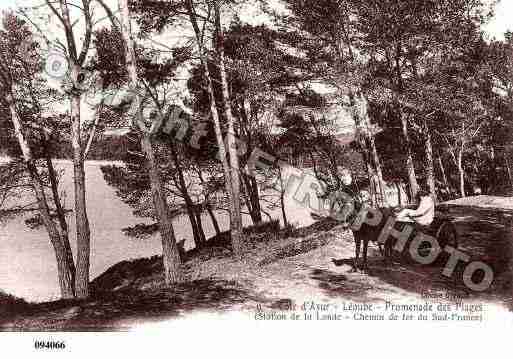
[0,160,313,302]
[0,161,233,302]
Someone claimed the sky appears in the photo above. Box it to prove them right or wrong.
[0,0,510,38]
[484,0,513,40]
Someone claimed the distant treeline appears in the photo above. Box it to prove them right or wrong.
[0,135,135,161]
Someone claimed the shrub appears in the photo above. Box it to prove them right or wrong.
[243,219,281,235]
[0,290,30,318]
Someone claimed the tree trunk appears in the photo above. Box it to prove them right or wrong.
[361,93,386,205]
[184,204,202,249]
[53,0,93,298]
[170,143,205,248]
[206,203,221,236]
[506,215,513,303]
[185,0,240,254]
[141,136,182,284]
[69,91,91,299]
[189,212,202,248]
[437,156,450,197]
[215,3,243,256]
[241,173,262,224]
[248,176,262,223]
[119,0,182,284]
[505,155,513,188]
[364,152,377,207]
[457,151,466,198]
[351,92,384,206]
[237,99,262,224]
[240,175,253,218]
[278,167,289,228]
[30,159,76,299]
[400,112,419,201]
[194,205,207,244]
[395,181,404,206]
[8,95,75,299]
[359,141,377,207]
[369,136,386,206]
[197,169,221,236]
[424,126,437,202]
[44,140,76,291]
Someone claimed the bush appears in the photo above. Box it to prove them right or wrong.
[243,219,281,235]
[0,290,30,318]
[282,222,297,237]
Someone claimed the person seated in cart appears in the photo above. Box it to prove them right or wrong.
[395,184,435,230]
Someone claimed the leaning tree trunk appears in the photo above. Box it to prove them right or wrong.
[184,198,203,249]
[31,163,76,299]
[238,104,262,225]
[206,203,221,236]
[198,53,236,229]
[170,143,205,248]
[194,206,207,244]
[141,136,182,284]
[241,173,262,224]
[197,169,221,236]
[44,140,76,290]
[7,94,75,299]
[278,167,289,228]
[505,155,513,188]
[188,209,203,248]
[240,176,253,217]
[186,0,243,256]
[119,0,182,284]
[182,192,203,247]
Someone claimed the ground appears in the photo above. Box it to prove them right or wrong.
[1,199,513,331]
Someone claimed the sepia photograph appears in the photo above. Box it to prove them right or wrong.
[0,0,512,356]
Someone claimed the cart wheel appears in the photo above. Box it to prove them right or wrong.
[436,221,458,250]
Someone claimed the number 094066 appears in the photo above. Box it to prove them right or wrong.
[34,341,66,350]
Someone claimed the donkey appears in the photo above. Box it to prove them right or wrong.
[349,205,395,272]
[327,191,457,272]
[319,189,396,272]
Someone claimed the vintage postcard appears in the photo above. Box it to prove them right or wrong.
[0,0,512,356]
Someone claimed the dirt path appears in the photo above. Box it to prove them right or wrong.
[214,205,513,311]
